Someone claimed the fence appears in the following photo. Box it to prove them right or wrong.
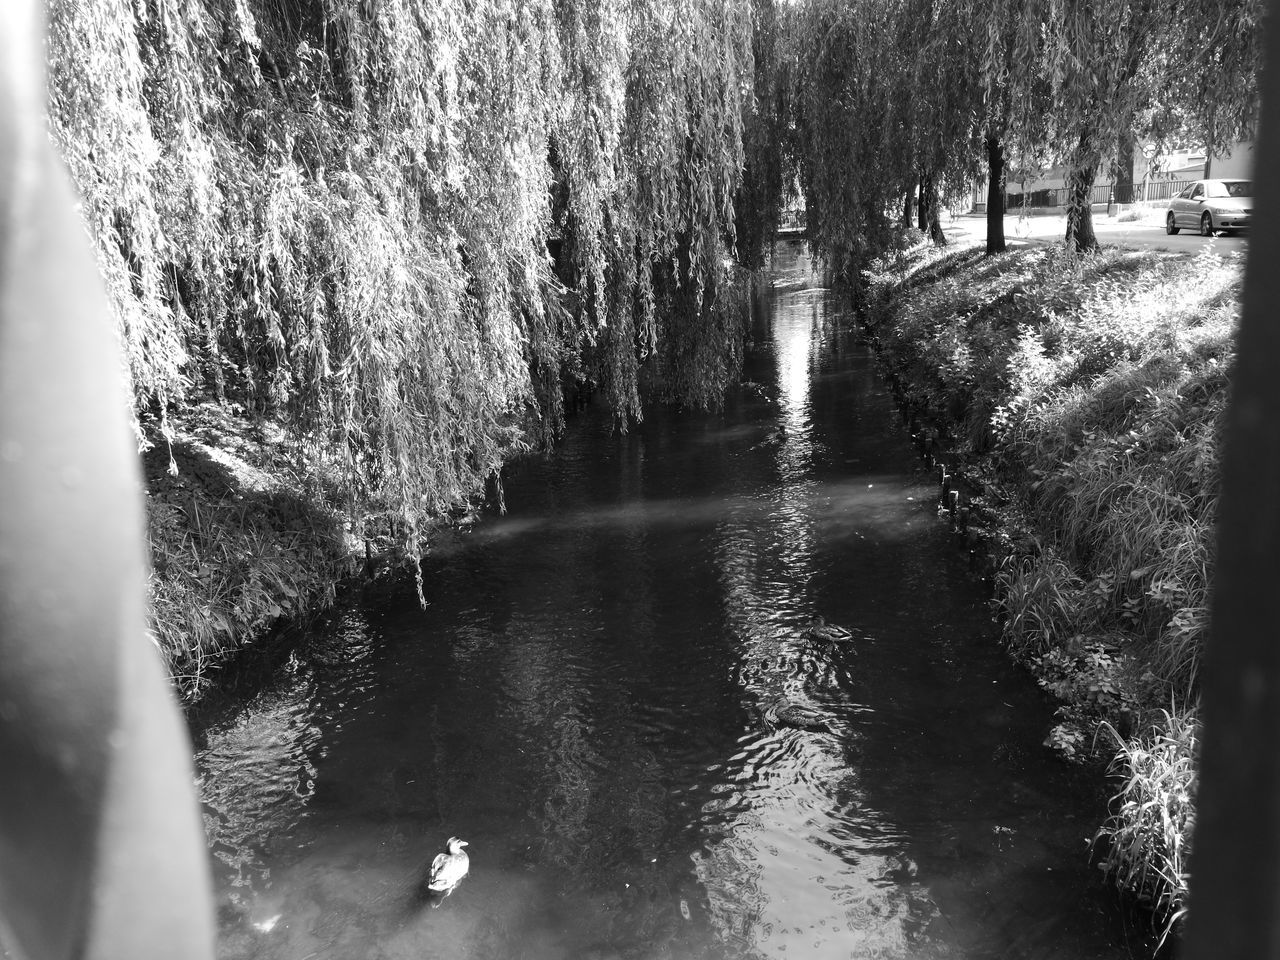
[1138,178,1196,203]
[777,178,1199,226]
[1004,178,1195,209]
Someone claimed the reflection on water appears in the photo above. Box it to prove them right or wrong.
[194,242,1147,959]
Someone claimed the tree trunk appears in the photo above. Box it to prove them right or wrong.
[1114,127,1135,204]
[916,177,928,232]
[1064,131,1100,252]
[1204,98,1217,179]
[985,129,1006,254]
[920,172,946,245]
[902,191,914,229]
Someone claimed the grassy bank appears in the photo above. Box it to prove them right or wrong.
[142,403,360,699]
[143,400,527,701]
[858,236,1241,945]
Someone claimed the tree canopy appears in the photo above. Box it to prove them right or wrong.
[45,0,1265,554]
[48,0,766,559]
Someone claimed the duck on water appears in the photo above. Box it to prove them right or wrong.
[762,698,833,734]
[422,836,470,904]
[801,616,858,645]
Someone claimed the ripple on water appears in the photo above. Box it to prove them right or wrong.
[197,611,380,896]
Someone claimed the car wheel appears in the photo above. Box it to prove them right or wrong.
[1166,212,1180,235]
[1200,212,1215,237]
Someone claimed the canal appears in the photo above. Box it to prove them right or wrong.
[194,241,1146,959]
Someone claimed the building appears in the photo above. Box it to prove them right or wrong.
[1206,140,1254,179]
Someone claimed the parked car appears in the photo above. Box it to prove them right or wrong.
[1166,179,1252,236]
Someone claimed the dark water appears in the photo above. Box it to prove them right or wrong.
[194,242,1148,960]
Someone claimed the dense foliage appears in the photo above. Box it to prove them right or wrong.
[47,0,769,561]
[48,0,1263,559]
[865,243,1234,700]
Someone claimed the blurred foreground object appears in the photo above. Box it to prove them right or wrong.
[1185,2,1280,958]
[0,3,213,959]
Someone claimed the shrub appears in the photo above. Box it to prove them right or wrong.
[1095,710,1198,948]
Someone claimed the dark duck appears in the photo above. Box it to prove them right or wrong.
[802,616,857,645]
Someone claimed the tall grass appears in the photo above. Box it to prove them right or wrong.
[867,245,1237,694]
[147,491,350,696]
[141,407,356,695]
[995,547,1085,658]
[1095,710,1198,950]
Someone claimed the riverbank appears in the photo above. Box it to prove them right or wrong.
[142,403,358,698]
[141,401,502,701]
[855,235,1239,946]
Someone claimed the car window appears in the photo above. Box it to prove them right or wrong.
[1190,184,1204,199]
[1204,181,1231,198]
[1177,185,1195,199]
[1226,181,1252,198]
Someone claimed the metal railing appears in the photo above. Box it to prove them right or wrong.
[1138,178,1196,203]
[1004,178,1196,209]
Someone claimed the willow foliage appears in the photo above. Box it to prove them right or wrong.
[735,0,797,271]
[47,0,763,555]
[790,0,911,275]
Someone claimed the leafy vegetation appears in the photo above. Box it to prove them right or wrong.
[142,404,356,696]
[47,0,766,557]
[1095,709,1198,949]
[862,237,1238,941]
[46,0,792,673]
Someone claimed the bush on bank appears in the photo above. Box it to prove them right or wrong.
[860,237,1241,945]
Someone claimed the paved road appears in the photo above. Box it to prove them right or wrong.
[944,210,1249,257]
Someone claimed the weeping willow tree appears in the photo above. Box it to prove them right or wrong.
[734,0,796,272]
[787,0,985,278]
[790,0,897,277]
[46,0,765,556]
[552,0,756,419]
[970,0,1264,252]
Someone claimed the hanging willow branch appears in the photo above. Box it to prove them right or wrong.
[46,0,765,565]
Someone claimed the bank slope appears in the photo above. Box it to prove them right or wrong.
[859,239,1240,945]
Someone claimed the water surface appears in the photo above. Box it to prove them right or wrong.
[195,242,1146,959]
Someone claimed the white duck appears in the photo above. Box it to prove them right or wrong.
[427,837,470,894]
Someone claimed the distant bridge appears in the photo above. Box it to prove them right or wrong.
[777,207,807,237]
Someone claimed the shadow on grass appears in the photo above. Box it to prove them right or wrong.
[142,406,358,701]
